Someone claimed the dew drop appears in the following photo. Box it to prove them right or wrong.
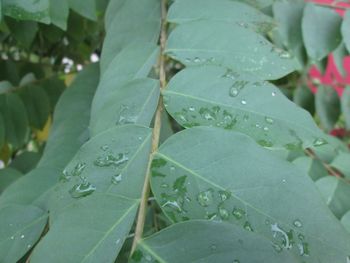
[111,174,122,185]
[194,57,201,63]
[229,87,240,97]
[271,223,292,249]
[69,182,96,198]
[170,166,176,171]
[272,243,283,253]
[272,92,276,97]
[94,153,128,167]
[27,244,31,249]
[232,208,245,220]
[101,145,109,151]
[10,236,14,240]
[219,190,231,201]
[265,117,274,124]
[233,260,240,263]
[197,189,213,207]
[218,207,229,220]
[263,126,269,131]
[297,242,310,256]
[138,136,142,141]
[241,100,247,105]
[189,106,195,112]
[210,244,217,251]
[243,221,253,232]
[162,200,182,212]
[313,138,327,147]
[293,219,302,228]
[161,183,169,188]
[20,235,24,239]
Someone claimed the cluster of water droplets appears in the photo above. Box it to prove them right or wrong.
[116,104,138,125]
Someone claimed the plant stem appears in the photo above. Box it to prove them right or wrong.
[130,0,168,254]
[304,148,343,178]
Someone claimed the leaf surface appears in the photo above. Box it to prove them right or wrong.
[151,127,350,262]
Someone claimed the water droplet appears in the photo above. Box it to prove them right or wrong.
[101,145,109,151]
[27,244,31,249]
[138,136,143,141]
[271,223,292,249]
[297,242,310,256]
[170,166,175,171]
[232,208,245,220]
[241,100,247,105]
[272,243,283,253]
[161,183,169,188]
[10,236,14,240]
[265,117,274,124]
[233,260,240,263]
[197,189,213,207]
[115,239,121,245]
[282,179,286,183]
[218,207,229,220]
[244,221,253,232]
[194,57,201,63]
[94,153,128,167]
[69,182,96,198]
[263,126,269,131]
[20,235,24,239]
[298,234,305,241]
[230,87,240,97]
[313,138,327,147]
[162,200,182,212]
[255,123,261,129]
[293,219,302,228]
[189,106,195,112]
[219,190,231,201]
[111,174,122,185]
[272,92,276,97]
[185,58,191,63]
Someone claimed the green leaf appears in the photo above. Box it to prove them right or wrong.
[341,86,350,130]
[90,42,159,135]
[333,43,348,77]
[131,220,296,263]
[293,84,315,115]
[0,168,23,194]
[9,151,41,174]
[316,176,350,219]
[330,152,350,179]
[0,204,47,263]
[5,18,38,49]
[341,211,350,234]
[31,125,152,262]
[104,0,127,31]
[0,65,99,261]
[100,0,161,72]
[342,10,350,53]
[32,195,137,262]
[40,76,66,112]
[302,3,342,61]
[292,156,327,181]
[68,0,96,21]
[2,0,50,24]
[273,0,304,51]
[315,85,341,132]
[90,78,160,135]
[151,127,350,261]
[237,0,275,9]
[49,0,69,30]
[19,85,51,130]
[163,65,326,149]
[0,93,29,149]
[168,0,274,33]
[166,20,297,80]
[0,81,12,93]
[0,113,5,150]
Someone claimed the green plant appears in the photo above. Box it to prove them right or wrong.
[1,0,350,262]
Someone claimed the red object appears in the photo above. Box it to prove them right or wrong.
[307,0,350,97]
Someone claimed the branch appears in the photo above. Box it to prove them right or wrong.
[304,148,343,178]
[130,0,168,254]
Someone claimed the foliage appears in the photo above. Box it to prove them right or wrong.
[0,0,350,262]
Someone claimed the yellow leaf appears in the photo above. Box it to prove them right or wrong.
[35,116,52,142]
